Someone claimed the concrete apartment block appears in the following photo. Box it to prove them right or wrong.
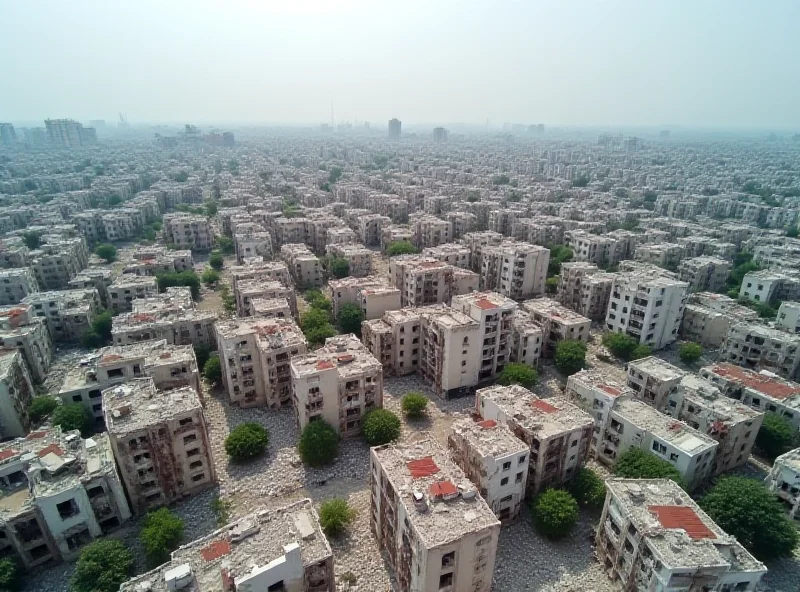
[605,271,689,350]
[163,213,213,251]
[508,309,543,367]
[120,499,334,592]
[0,348,35,438]
[627,356,686,410]
[357,213,391,247]
[327,226,357,247]
[389,255,478,308]
[634,242,685,270]
[765,448,800,520]
[596,479,766,591]
[291,334,382,437]
[251,297,292,320]
[281,243,323,288]
[370,439,500,592]
[462,230,504,272]
[448,416,530,522]
[681,292,759,347]
[522,298,591,357]
[216,317,307,409]
[108,275,159,314]
[235,278,297,318]
[700,363,800,431]
[410,213,452,249]
[103,378,216,515]
[446,211,477,239]
[0,427,131,569]
[776,301,800,334]
[230,261,292,292]
[423,242,471,269]
[739,269,800,304]
[273,217,310,248]
[380,224,413,254]
[29,237,89,290]
[678,256,731,293]
[0,310,53,383]
[720,322,800,381]
[566,230,631,268]
[326,243,373,277]
[59,340,201,428]
[476,384,594,495]
[23,288,101,343]
[233,224,273,263]
[479,240,549,300]
[557,262,617,321]
[69,268,113,308]
[0,268,39,305]
[328,276,400,320]
[598,398,717,491]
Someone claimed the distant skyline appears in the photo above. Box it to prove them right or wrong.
[2,0,800,128]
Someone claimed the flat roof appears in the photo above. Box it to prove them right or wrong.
[450,416,529,459]
[612,399,717,454]
[103,378,203,436]
[628,356,686,382]
[704,363,800,401]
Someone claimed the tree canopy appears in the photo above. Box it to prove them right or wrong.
[94,243,117,263]
[141,507,184,567]
[203,355,222,385]
[71,540,134,592]
[362,409,401,446]
[337,303,364,336]
[209,251,224,271]
[554,340,586,376]
[330,257,349,279]
[319,498,356,538]
[29,396,59,423]
[225,423,269,462]
[298,420,339,467]
[678,342,702,365]
[156,271,201,299]
[532,489,579,538]
[401,392,429,418]
[52,404,94,438]
[756,413,796,460]
[570,468,607,508]
[497,363,538,389]
[614,448,684,486]
[387,241,419,256]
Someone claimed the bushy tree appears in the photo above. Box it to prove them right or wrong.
[209,251,224,270]
[338,303,364,336]
[756,413,795,460]
[193,343,211,370]
[305,289,332,312]
[602,332,638,359]
[330,257,349,279]
[554,340,586,376]
[203,355,222,385]
[569,468,607,508]
[319,498,356,537]
[202,268,220,286]
[532,489,579,538]
[630,344,651,361]
[401,392,429,418]
[545,276,559,294]
[140,507,184,567]
[787,226,799,238]
[299,420,339,467]
[92,310,113,342]
[387,241,419,256]
[156,271,201,300]
[362,409,401,446]
[225,423,269,462]
[614,448,684,486]
[81,330,104,349]
[216,236,235,254]
[52,404,93,437]
[548,245,573,277]
[22,231,41,250]
[497,363,538,388]
[205,201,219,216]
[679,342,703,365]
[305,323,337,346]
[700,476,799,560]
[0,558,20,592]
[71,539,134,592]
[29,396,59,423]
[301,306,336,346]
[94,243,117,263]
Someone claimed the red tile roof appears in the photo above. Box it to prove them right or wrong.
[710,363,800,400]
[475,298,497,310]
[37,444,64,458]
[530,399,559,413]
[601,385,622,397]
[0,450,18,462]
[477,419,498,429]
[648,506,716,540]
[316,360,335,370]
[429,480,458,497]
[407,456,440,478]
[200,539,232,562]
[27,431,48,440]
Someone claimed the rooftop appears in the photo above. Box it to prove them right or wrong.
[522,298,591,325]
[677,375,763,424]
[291,334,380,379]
[450,416,529,460]
[628,356,687,382]
[103,378,203,436]
[372,439,499,548]
[569,368,636,398]
[451,290,516,313]
[704,363,800,401]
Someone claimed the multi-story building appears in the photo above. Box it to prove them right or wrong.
[605,270,689,350]
[389,255,478,308]
[326,242,373,277]
[22,288,101,343]
[216,317,307,409]
[0,348,35,438]
[462,230,504,272]
[700,362,800,431]
[557,262,616,321]
[370,439,500,592]
[446,211,476,239]
[678,256,731,293]
[720,322,800,381]
[103,377,216,514]
[522,298,591,357]
[230,260,292,292]
[0,268,39,305]
[596,479,766,591]
[381,225,414,254]
[357,214,392,247]
[776,301,800,334]
[120,499,334,592]
[69,268,113,308]
[598,398,717,490]
[107,275,159,314]
[163,213,213,251]
[448,416,530,521]
[291,334,382,436]
[328,276,400,320]
[235,278,297,318]
[251,297,292,319]
[765,447,800,519]
[410,213,452,249]
[28,237,89,290]
[566,230,631,268]
[681,292,759,347]
[634,242,685,271]
[508,309,543,367]
[45,118,90,148]
[281,243,323,288]
[479,240,549,300]
[0,308,52,383]
[422,243,471,269]
[739,269,800,304]
[476,384,594,494]
[626,356,686,410]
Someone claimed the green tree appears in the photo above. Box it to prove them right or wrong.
[362,409,401,446]
[211,496,233,526]
[305,289,332,313]
[319,498,356,537]
[545,276,559,294]
[532,489,579,538]
[106,195,122,207]
[679,342,703,365]
[786,226,799,238]
[569,468,607,508]
[205,201,219,216]
[52,404,93,437]
[492,174,511,185]
[387,241,419,256]
[756,413,796,460]
[0,558,20,591]
[21,232,41,250]
[94,243,117,263]
[299,420,339,466]
[202,268,220,286]
[700,476,799,560]
[572,175,590,188]
[305,323,337,346]
[156,271,201,300]
[630,344,651,361]
[29,396,59,423]
[216,236,235,254]
[338,303,364,336]
[602,332,638,360]
[81,330,104,349]
[92,310,113,342]
[401,392,429,418]
[302,308,331,331]
[173,171,189,182]
[497,363,538,388]
[547,245,573,277]
[225,423,269,462]
[71,539,134,592]
[330,257,349,279]
[328,166,343,184]
[203,355,222,385]
[554,340,586,376]
[193,343,211,370]
[140,507,184,567]
[614,448,684,485]
[209,251,224,270]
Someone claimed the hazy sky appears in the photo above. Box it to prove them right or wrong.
[2,0,799,128]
